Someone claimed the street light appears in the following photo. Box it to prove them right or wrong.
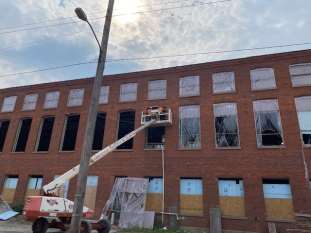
[75,7,101,50]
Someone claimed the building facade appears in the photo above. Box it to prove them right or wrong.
[0,49,311,232]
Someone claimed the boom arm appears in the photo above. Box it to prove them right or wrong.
[43,119,156,194]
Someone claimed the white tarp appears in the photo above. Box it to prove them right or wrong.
[0,197,18,221]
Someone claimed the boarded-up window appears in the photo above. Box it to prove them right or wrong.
[179,76,200,97]
[253,99,284,147]
[289,63,311,87]
[212,72,235,94]
[26,176,43,199]
[13,118,32,152]
[179,105,201,149]
[218,179,245,217]
[99,86,109,104]
[54,175,69,198]
[36,117,55,152]
[263,179,294,220]
[44,91,60,109]
[61,115,80,151]
[148,80,167,100]
[214,103,239,148]
[295,96,311,145]
[250,68,276,90]
[146,177,163,212]
[84,176,98,210]
[119,83,138,102]
[67,88,84,107]
[1,176,18,204]
[180,178,203,216]
[145,127,165,149]
[1,96,17,113]
[22,94,38,111]
[92,113,106,150]
[0,120,10,152]
[117,111,135,149]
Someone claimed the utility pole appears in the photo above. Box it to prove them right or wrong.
[68,0,114,232]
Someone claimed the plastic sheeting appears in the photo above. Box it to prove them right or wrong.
[250,68,276,90]
[263,183,292,199]
[218,179,244,197]
[148,80,167,100]
[102,177,149,229]
[179,105,201,149]
[180,179,202,195]
[99,86,110,104]
[290,63,311,87]
[212,72,235,93]
[179,76,200,97]
[23,94,38,111]
[0,197,18,220]
[67,88,84,107]
[120,83,138,102]
[1,96,17,113]
[44,91,60,109]
[295,97,311,144]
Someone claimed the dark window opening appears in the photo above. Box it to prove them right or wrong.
[215,116,239,147]
[263,179,289,185]
[0,120,10,152]
[145,126,165,149]
[36,117,55,152]
[117,111,135,149]
[14,118,32,152]
[302,132,311,145]
[61,115,80,151]
[92,113,106,150]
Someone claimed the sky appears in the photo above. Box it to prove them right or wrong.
[0,0,310,88]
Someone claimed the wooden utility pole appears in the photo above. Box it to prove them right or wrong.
[68,0,114,232]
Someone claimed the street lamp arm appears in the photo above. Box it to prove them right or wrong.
[86,20,102,51]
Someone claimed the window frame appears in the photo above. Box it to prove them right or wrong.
[67,88,85,107]
[250,68,277,91]
[35,116,55,152]
[119,83,138,102]
[289,63,311,87]
[60,114,80,152]
[22,93,39,111]
[179,76,200,98]
[1,96,17,113]
[212,71,236,94]
[0,119,10,153]
[116,110,136,150]
[12,118,32,152]
[148,79,167,100]
[44,91,60,109]
[295,96,311,146]
[99,86,110,104]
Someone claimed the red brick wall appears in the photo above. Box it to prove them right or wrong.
[1,49,311,232]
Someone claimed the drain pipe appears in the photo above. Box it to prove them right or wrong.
[161,138,165,226]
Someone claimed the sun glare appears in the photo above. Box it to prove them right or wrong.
[114,0,143,24]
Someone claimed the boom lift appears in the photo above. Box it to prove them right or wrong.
[23,106,172,233]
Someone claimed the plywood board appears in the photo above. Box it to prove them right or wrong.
[84,186,97,210]
[180,195,203,216]
[219,197,245,217]
[25,189,40,200]
[145,193,162,212]
[265,198,294,220]
[1,189,16,204]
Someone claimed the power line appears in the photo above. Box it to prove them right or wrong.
[0,0,231,36]
[0,42,310,78]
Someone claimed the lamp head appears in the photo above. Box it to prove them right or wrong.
[75,7,88,22]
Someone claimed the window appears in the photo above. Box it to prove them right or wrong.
[84,176,98,210]
[26,176,43,198]
[179,105,201,149]
[214,103,239,148]
[22,93,38,111]
[1,96,17,112]
[250,68,276,90]
[180,178,203,216]
[212,72,235,94]
[218,179,245,217]
[92,113,106,150]
[13,118,32,152]
[117,111,135,149]
[119,83,137,102]
[295,96,311,145]
[99,86,109,104]
[179,76,200,97]
[44,91,60,109]
[61,115,80,151]
[146,177,163,212]
[253,99,284,147]
[36,116,55,152]
[0,120,10,152]
[67,88,84,107]
[289,63,311,87]
[145,127,165,149]
[1,176,18,204]
[148,80,167,100]
[263,179,294,220]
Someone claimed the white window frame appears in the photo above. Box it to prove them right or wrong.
[212,72,235,94]
[148,80,167,100]
[119,83,138,102]
[1,96,17,113]
[250,68,276,91]
[44,91,60,109]
[295,96,311,146]
[22,93,38,111]
[67,88,84,107]
[179,76,200,97]
[99,86,109,104]
[289,63,311,87]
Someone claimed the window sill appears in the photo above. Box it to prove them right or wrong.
[257,145,286,149]
[11,152,26,154]
[213,90,236,95]
[303,145,311,148]
[177,147,201,151]
[251,87,277,92]
[114,149,134,152]
[32,151,49,154]
[118,100,137,103]
[58,150,76,153]
[266,218,295,223]
[292,84,311,88]
[144,148,163,151]
[179,95,200,98]
[215,146,241,150]
[147,98,167,101]
[222,216,247,220]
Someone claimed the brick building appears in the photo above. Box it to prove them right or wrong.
[0,49,311,232]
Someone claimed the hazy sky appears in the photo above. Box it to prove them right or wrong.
[0,0,310,88]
